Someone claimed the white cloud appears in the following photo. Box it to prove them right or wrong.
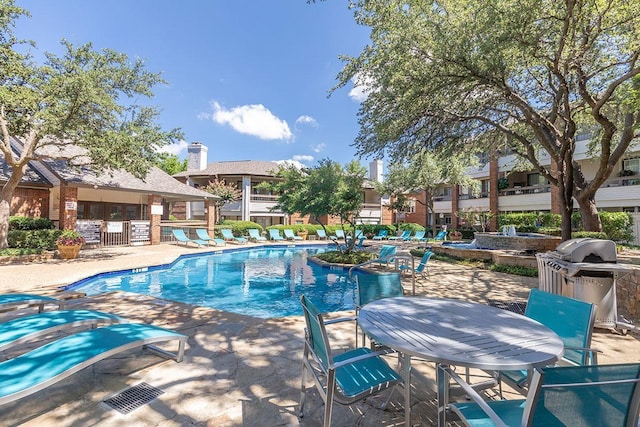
[275,159,305,169]
[158,139,189,156]
[293,154,314,162]
[348,73,375,102]
[310,143,326,153]
[295,115,318,127]
[203,101,293,141]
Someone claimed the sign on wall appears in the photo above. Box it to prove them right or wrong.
[130,221,150,241]
[106,221,123,233]
[65,201,77,211]
[76,220,101,244]
[150,204,163,215]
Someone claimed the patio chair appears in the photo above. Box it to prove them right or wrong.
[195,228,226,246]
[330,229,345,241]
[499,288,599,394]
[0,322,187,405]
[372,229,388,240]
[268,229,284,241]
[398,250,433,277]
[410,230,427,241]
[373,244,397,267]
[247,228,267,242]
[353,272,404,346]
[299,295,403,427]
[0,309,124,352]
[283,229,303,240]
[445,363,640,427]
[172,229,208,247]
[0,293,64,312]
[388,230,411,241]
[315,229,328,240]
[430,230,447,241]
[220,228,248,244]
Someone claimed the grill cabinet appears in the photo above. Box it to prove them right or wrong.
[536,238,631,330]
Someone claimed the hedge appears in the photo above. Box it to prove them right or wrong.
[9,216,54,230]
[8,229,61,250]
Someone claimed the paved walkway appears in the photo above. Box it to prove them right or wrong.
[0,241,638,426]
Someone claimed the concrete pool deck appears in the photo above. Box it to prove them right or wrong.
[0,241,638,426]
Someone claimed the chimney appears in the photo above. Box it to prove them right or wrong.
[369,159,383,183]
[187,142,208,171]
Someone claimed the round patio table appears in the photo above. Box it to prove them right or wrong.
[358,297,564,426]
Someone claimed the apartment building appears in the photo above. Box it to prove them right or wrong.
[175,143,392,228]
[403,134,640,242]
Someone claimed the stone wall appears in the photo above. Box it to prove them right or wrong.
[474,233,562,252]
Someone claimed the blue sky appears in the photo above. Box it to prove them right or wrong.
[14,1,372,168]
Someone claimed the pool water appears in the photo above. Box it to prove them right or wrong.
[70,246,357,318]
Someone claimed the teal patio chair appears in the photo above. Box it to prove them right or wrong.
[268,229,284,241]
[172,229,207,247]
[353,272,404,346]
[221,228,248,244]
[299,295,403,427]
[500,288,599,394]
[430,230,447,241]
[283,229,303,240]
[330,229,345,241]
[389,230,411,241]
[247,228,267,242]
[372,229,388,240]
[398,251,433,278]
[410,230,427,241]
[373,244,397,267]
[315,229,328,240]
[196,228,226,246]
[445,363,640,427]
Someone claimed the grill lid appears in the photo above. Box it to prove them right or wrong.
[552,238,617,263]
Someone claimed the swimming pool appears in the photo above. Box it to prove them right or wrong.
[68,245,358,318]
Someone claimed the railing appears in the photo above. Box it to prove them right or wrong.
[500,184,551,196]
[249,194,279,202]
[601,175,640,188]
[76,220,151,247]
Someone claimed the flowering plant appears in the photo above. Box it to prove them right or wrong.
[56,229,86,246]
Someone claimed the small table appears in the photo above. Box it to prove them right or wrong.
[358,297,564,426]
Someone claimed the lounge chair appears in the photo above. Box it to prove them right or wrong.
[388,230,411,241]
[398,250,433,277]
[499,289,599,394]
[0,322,187,405]
[410,230,427,241]
[220,228,248,244]
[372,229,388,240]
[430,230,447,241]
[172,229,207,247]
[268,229,284,241]
[283,229,303,241]
[374,244,397,267]
[315,229,328,240]
[446,363,640,427]
[0,309,124,352]
[247,228,267,242]
[329,229,345,241]
[0,293,64,312]
[195,228,226,246]
[299,295,403,427]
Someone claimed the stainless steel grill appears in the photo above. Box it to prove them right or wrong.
[536,238,633,331]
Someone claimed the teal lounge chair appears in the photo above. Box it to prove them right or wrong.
[172,229,207,247]
[330,229,345,241]
[0,293,64,312]
[431,230,447,241]
[221,228,248,244]
[248,228,267,242]
[195,228,226,246]
[269,229,285,241]
[283,229,303,240]
[410,230,427,241]
[299,295,403,427]
[0,309,124,352]
[374,244,397,267]
[372,229,388,240]
[389,230,411,241]
[446,363,640,427]
[0,322,187,405]
[315,229,328,240]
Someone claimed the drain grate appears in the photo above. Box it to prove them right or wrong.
[487,299,527,315]
[103,382,164,414]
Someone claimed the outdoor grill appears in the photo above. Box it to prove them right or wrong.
[536,238,633,331]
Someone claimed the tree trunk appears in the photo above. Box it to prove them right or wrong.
[0,195,10,249]
[575,194,602,232]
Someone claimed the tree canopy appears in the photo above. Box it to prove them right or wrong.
[156,153,187,176]
[0,1,181,247]
[338,0,640,240]
[202,178,242,224]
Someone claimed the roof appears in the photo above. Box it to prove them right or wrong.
[175,160,282,178]
[0,159,52,187]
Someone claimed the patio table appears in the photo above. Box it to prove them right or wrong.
[358,297,564,426]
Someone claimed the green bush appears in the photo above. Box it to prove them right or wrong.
[395,223,425,233]
[539,227,561,236]
[571,231,608,240]
[599,212,634,242]
[9,216,54,230]
[498,213,538,228]
[219,220,263,237]
[538,213,561,227]
[315,250,372,265]
[8,229,60,250]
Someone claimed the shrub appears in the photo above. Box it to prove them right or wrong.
[599,212,634,243]
[315,250,372,265]
[498,213,538,228]
[8,229,60,250]
[395,223,425,233]
[537,213,561,228]
[219,220,263,236]
[9,216,54,230]
[571,231,608,240]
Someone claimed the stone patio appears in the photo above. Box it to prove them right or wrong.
[0,242,638,426]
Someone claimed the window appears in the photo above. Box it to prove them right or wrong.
[481,179,490,195]
[623,158,640,174]
[407,199,416,214]
[443,187,452,197]
[527,173,546,186]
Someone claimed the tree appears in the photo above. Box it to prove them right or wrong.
[0,2,181,248]
[265,159,367,253]
[375,149,479,235]
[202,178,242,224]
[156,153,187,175]
[337,0,640,241]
